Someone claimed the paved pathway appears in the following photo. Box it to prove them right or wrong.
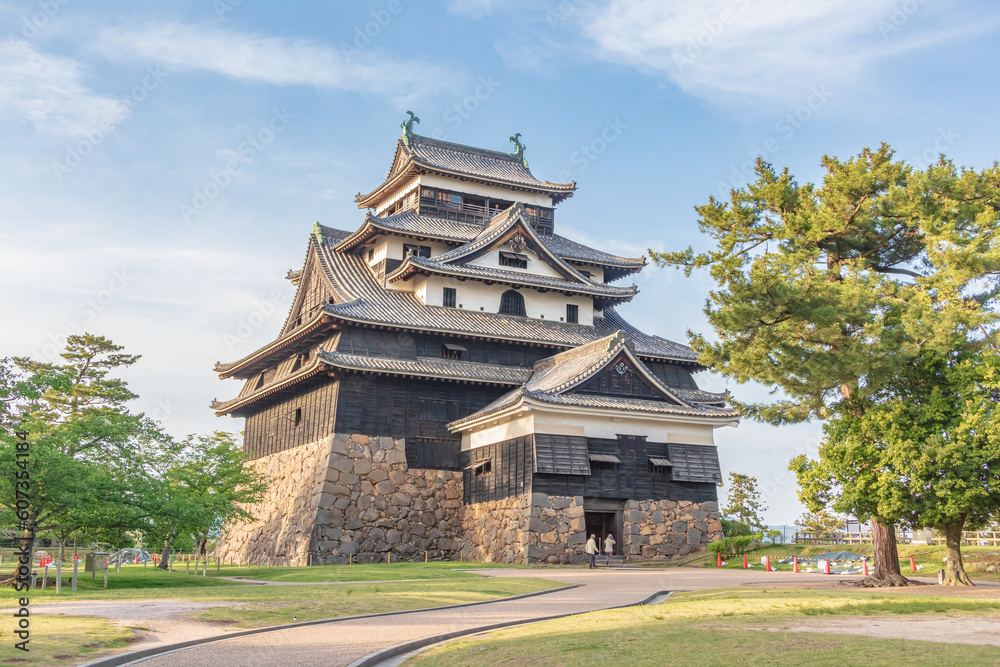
[123,568,841,667]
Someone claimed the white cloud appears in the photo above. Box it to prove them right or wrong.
[446,0,509,19]
[89,22,465,104]
[579,0,981,105]
[0,39,125,136]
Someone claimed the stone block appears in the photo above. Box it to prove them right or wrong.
[531,492,551,508]
[527,545,549,561]
[687,528,701,545]
[551,497,571,509]
[386,449,407,464]
[340,541,358,555]
[694,521,708,533]
[375,480,395,495]
[528,517,548,533]
[672,520,688,533]
[330,456,354,473]
[369,470,389,483]
[353,459,372,475]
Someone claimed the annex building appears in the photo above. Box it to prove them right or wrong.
[212,118,737,565]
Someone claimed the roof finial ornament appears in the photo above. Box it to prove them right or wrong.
[312,221,323,243]
[400,111,420,147]
[509,133,528,168]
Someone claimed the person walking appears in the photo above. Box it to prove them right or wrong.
[585,534,598,569]
[604,533,616,567]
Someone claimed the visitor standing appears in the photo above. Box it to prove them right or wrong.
[585,534,597,569]
[604,533,616,566]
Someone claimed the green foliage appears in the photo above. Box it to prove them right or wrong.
[797,510,846,535]
[721,472,767,528]
[721,518,754,537]
[651,145,1000,424]
[707,535,758,557]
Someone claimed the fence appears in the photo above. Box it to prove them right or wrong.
[795,530,1000,546]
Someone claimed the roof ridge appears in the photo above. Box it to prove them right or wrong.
[533,330,626,371]
[410,134,524,164]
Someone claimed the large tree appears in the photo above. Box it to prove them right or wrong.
[721,472,767,528]
[653,145,1000,584]
[0,335,165,565]
[152,432,269,569]
[796,349,1000,585]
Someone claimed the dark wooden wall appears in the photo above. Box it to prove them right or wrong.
[336,326,553,367]
[334,373,504,441]
[532,437,717,504]
[645,362,698,390]
[243,380,338,460]
[573,353,664,400]
[462,436,533,504]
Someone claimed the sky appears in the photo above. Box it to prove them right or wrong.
[2,0,999,525]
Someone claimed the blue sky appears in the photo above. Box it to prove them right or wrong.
[2,0,999,524]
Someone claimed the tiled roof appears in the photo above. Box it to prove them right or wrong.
[672,388,730,405]
[448,331,737,430]
[312,224,698,363]
[541,234,646,269]
[356,136,576,206]
[387,256,637,302]
[317,349,531,385]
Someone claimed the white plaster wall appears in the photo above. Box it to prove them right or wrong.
[412,275,593,325]
[374,177,420,215]
[463,407,719,449]
[371,235,453,265]
[420,174,554,208]
[468,247,564,279]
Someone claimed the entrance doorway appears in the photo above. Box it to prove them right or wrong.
[585,511,620,555]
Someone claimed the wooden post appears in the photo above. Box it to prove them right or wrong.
[349,554,353,566]
[42,565,48,589]
[425,550,428,563]
[30,571,36,590]
[56,560,62,595]
[186,558,190,575]
[169,554,173,572]
[103,564,109,589]
[72,560,78,592]
[217,557,220,573]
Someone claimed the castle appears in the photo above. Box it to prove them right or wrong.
[212,118,736,565]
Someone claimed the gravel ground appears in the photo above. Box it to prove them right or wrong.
[757,614,1000,645]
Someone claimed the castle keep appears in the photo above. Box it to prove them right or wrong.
[212,119,737,565]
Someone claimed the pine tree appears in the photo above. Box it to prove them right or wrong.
[721,473,767,529]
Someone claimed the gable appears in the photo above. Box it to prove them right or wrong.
[280,249,334,335]
[569,351,677,402]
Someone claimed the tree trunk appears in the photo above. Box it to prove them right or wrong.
[940,520,974,586]
[157,539,172,570]
[864,519,910,587]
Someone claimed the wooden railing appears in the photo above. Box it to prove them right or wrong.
[795,530,1000,546]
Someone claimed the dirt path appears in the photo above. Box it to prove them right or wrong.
[759,614,1000,646]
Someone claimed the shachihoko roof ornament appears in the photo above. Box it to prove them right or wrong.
[400,111,420,147]
[509,133,528,168]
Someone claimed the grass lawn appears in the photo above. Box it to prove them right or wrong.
[410,588,1000,666]
[0,614,136,666]
[193,577,563,628]
[0,561,520,602]
[674,544,1000,581]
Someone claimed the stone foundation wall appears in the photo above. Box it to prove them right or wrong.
[461,495,528,563]
[214,438,329,566]
[526,493,587,565]
[215,433,463,565]
[623,499,722,559]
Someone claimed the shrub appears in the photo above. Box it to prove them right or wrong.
[721,519,754,537]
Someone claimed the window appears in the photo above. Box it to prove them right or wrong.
[293,407,302,428]
[472,459,492,476]
[499,290,527,317]
[578,269,593,279]
[588,453,620,471]
[499,251,528,269]
[403,244,431,258]
[648,456,672,475]
[450,193,462,208]
[367,248,374,262]
[443,287,456,308]
[566,304,579,324]
[441,342,466,360]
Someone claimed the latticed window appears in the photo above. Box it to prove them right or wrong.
[566,304,579,323]
[443,287,456,308]
[499,290,526,317]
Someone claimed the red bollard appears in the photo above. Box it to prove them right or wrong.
[909,555,917,572]
[742,554,748,569]
[717,552,723,567]
[793,556,799,573]
[863,558,869,576]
